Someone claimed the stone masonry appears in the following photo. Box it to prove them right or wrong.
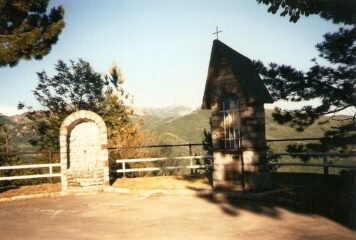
[59,110,109,194]
[202,40,273,191]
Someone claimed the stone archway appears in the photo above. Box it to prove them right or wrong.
[59,110,109,193]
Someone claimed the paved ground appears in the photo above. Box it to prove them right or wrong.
[0,192,354,240]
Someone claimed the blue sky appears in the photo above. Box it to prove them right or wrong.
[0,0,341,115]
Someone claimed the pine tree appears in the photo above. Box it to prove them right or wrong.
[255,0,355,151]
[0,0,65,67]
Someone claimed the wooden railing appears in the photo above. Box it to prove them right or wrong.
[111,155,213,177]
[0,151,60,181]
[267,152,356,174]
[0,163,61,181]
[109,140,355,176]
[0,138,354,181]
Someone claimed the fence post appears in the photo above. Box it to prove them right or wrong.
[323,154,329,175]
[122,161,126,178]
[189,143,194,174]
[240,150,245,192]
[49,165,53,179]
[49,151,52,184]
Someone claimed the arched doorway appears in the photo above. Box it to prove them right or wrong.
[59,110,109,193]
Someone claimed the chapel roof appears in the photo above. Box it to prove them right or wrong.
[202,40,273,109]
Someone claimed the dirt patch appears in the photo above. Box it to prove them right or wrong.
[0,183,61,198]
[112,175,212,190]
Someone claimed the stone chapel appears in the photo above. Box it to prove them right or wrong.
[202,39,273,190]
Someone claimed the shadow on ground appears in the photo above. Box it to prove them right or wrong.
[191,188,281,218]
[0,186,20,194]
[187,171,356,231]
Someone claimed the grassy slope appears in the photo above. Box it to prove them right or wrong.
[265,110,330,139]
[141,109,355,167]
[146,110,211,144]
[144,109,331,145]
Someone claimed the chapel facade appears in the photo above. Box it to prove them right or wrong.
[202,40,273,190]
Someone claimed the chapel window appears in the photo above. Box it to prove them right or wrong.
[221,94,241,150]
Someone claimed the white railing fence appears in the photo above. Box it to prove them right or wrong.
[0,163,61,181]
[267,152,356,174]
[110,155,213,177]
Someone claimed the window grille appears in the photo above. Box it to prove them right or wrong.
[221,94,241,150]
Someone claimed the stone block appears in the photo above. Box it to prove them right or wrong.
[84,111,92,119]
[243,171,271,190]
[101,134,108,142]
[61,162,67,169]
[72,112,81,121]
[63,115,75,127]
[69,182,80,187]
[242,150,259,165]
[211,102,219,113]
[59,134,67,143]
[78,110,86,119]
[244,119,259,126]
[241,108,254,118]
[98,124,107,132]
[60,152,67,160]
[60,145,67,153]
[213,151,242,187]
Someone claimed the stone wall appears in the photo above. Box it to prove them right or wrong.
[207,58,270,190]
[60,110,109,194]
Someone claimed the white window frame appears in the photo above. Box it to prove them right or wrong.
[221,95,241,150]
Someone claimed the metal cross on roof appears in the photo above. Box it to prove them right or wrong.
[212,26,222,40]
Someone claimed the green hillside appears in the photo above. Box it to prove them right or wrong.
[140,108,355,158]
[144,110,211,144]
[143,109,332,144]
[265,110,330,140]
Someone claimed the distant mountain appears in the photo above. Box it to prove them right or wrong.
[131,105,194,119]
[0,113,34,151]
[5,113,29,125]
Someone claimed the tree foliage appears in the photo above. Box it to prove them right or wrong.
[0,115,18,172]
[255,0,355,151]
[0,0,65,67]
[19,59,133,151]
[0,116,13,154]
[256,0,354,24]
